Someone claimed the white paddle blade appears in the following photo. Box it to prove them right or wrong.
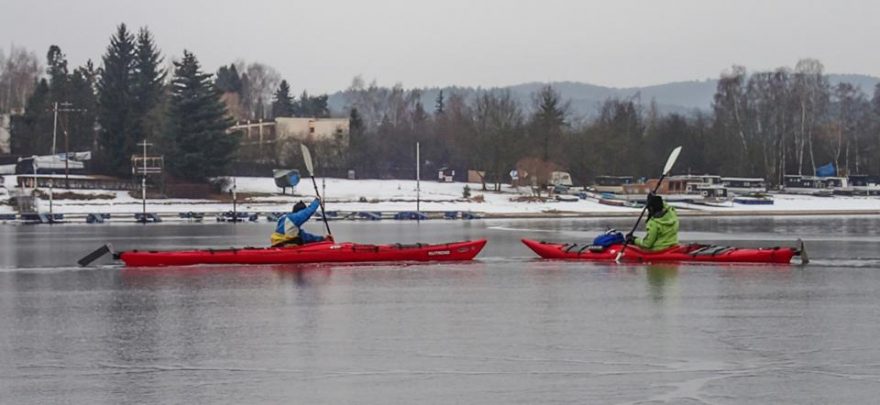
[300,144,314,176]
[662,146,683,176]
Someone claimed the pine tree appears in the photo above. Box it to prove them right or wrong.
[435,90,445,114]
[271,80,294,118]
[68,62,98,152]
[96,24,136,176]
[9,79,51,155]
[131,27,166,149]
[215,64,242,94]
[350,108,364,135]
[164,50,238,182]
[530,85,568,161]
[46,45,69,101]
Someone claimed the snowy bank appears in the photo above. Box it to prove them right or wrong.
[1,175,878,219]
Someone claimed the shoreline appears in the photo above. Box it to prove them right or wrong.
[2,207,879,225]
[3,175,879,223]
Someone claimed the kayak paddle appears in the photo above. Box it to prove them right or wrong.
[301,144,333,238]
[615,146,682,263]
[77,243,114,267]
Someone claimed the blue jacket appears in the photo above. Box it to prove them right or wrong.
[274,199,323,243]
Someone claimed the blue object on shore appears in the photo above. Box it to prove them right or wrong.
[135,213,162,223]
[316,211,338,220]
[358,211,382,221]
[462,212,481,220]
[86,213,105,224]
[0,214,16,221]
[178,212,204,220]
[816,163,836,177]
[733,197,774,205]
[23,213,64,224]
[394,211,427,220]
[444,211,459,219]
[266,212,283,222]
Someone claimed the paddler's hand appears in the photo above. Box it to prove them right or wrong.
[625,233,635,244]
[325,235,334,242]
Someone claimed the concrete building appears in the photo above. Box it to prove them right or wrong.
[275,117,349,144]
[231,117,350,147]
[0,114,10,154]
[229,117,350,166]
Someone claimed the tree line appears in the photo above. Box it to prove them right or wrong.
[5,31,880,187]
[4,24,337,182]
[6,25,238,182]
[342,61,880,187]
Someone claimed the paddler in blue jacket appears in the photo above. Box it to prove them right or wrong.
[271,198,328,246]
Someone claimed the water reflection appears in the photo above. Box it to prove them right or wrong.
[272,265,333,287]
[646,264,680,302]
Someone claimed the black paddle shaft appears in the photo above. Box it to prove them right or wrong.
[310,175,333,237]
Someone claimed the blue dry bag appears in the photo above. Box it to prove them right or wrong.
[592,230,624,247]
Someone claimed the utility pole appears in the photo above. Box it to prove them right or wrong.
[49,101,86,189]
[232,177,237,222]
[50,102,58,222]
[416,142,421,216]
[137,140,152,224]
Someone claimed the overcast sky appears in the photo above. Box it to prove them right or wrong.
[2,0,877,93]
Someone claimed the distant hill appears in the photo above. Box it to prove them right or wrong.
[327,74,880,119]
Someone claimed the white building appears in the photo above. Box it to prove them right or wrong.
[274,117,349,144]
[231,117,350,147]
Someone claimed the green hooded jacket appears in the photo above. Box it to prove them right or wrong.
[635,203,679,251]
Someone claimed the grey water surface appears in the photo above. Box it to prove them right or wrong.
[1,216,880,404]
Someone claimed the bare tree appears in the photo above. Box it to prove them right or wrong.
[792,59,829,175]
[240,62,281,120]
[473,90,524,191]
[0,46,41,114]
[828,83,870,175]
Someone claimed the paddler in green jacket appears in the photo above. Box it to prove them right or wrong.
[626,193,679,251]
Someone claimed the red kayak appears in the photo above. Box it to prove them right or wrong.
[521,238,806,264]
[117,239,487,267]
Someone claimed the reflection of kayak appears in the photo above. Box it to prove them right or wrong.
[521,239,806,264]
[118,239,487,267]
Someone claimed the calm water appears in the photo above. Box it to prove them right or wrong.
[1,216,880,404]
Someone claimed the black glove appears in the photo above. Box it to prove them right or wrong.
[625,233,635,244]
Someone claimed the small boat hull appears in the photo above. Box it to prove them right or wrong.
[120,239,487,267]
[522,239,798,264]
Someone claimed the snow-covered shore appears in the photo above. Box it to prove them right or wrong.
[2,175,879,219]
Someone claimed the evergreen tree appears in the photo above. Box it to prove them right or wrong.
[46,45,69,101]
[131,27,166,148]
[434,90,445,114]
[10,79,51,155]
[350,108,364,135]
[271,80,294,118]
[163,50,238,182]
[67,62,99,152]
[530,85,568,161]
[295,91,329,118]
[215,64,242,94]
[96,23,137,176]
[10,45,98,156]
